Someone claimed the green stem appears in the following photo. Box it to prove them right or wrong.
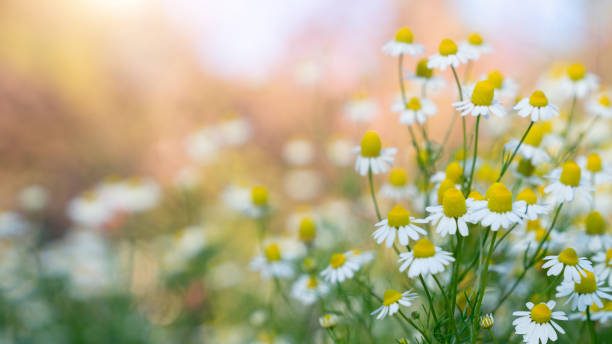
[418,275,438,323]
[587,306,598,344]
[465,115,481,194]
[472,230,498,343]
[562,95,577,139]
[488,328,499,344]
[449,235,463,339]
[450,65,467,183]
[498,121,534,181]
[367,167,382,221]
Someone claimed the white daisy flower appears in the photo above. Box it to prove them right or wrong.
[345,249,375,267]
[370,289,417,320]
[514,90,560,122]
[243,186,270,218]
[593,248,612,286]
[468,183,526,231]
[483,70,519,101]
[516,188,550,220]
[513,158,545,187]
[430,161,464,185]
[321,252,360,284]
[353,131,397,176]
[250,243,295,280]
[398,238,454,278]
[290,274,329,305]
[459,33,492,60]
[556,271,612,311]
[512,301,567,344]
[575,211,612,253]
[406,59,446,92]
[319,314,339,328]
[590,300,612,322]
[373,205,427,247]
[380,168,416,201]
[504,124,550,165]
[542,248,593,283]
[560,63,599,99]
[427,38,474,71]
[452,80,506,118]
[343,92,379,123]
[424,188,475,237]
[391,96,437,125]
[544,161,593,204]
[511,221,566,255]
[381,27,424,57]
[577,153,612,186]
[587,91,612,118]
[67,190,114,229]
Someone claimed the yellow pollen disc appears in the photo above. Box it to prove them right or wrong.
[387,205,411,227]
[468,33,483,45]
[586,211,606,235]
[600,95,611,107]
[360,131,382,158]
[330,253,346,268]
[486,183,513,213]
[454,149,466,161]
[516,188,537,205]
[352,249,361,255]
[527,219,541,232]
[443,188,467,218]
[560,161,581,187]
[416,59,433,78]
[307,276,318,288]
[395,27,414,44]
[470,80,495,106]
[529,90,549,107]
[468,190,485,201]
[437,178,456,204]
[477,164,497,183]
[298,217,316,243]
[558,248,579,266]
[83,190,98,202]
[413,238,436,258]
[264,244,281,261]
[382,289,403,306]
[567,63,586,81]
[438,38,458,56]
[523,124,544,147]
[517,158,535,177]
[586,153,602,172]
[530,304,552,324]
[487,70,504,89]
[574,271,597,294]
[535,228,549,242]
[389,168,407,186]
[406,97,422,110]
[606,248,612,267]
[591,300,612,312]
[251,186,269,206]
[445,161,463,182]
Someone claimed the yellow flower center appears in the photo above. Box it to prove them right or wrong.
[527,219,541,232]
[600,95,611,107]
[487,71,504,89]
[586,211,606,235]
[486,183,513,213]
[360,131,382,158]
[307,276,318,288]
[574,271,597,294]
[388,205,411,227]
[517,158,535,177]
[298,217,316,243]
[445,161,463,182]
[477,164,497,183]
[264,244,281,261]
[382,289,403,306]
[530,304,552,324]
[443,188,467,218]
[251,186,269,206]
[560,161,581,187]
[406,97,422,110]
[468,33,483,46]
[586,153,602,172]
[523,124,544,147]
[437,178,456,204]
[529,90,549,107]
[558,248,579,266]
[567,63,586,81]
[413,238,436,258]
[468,190,485,201]
[330,253,346,268]
[591,300,612,312]
[416,59,433,78]
[83,190,98,202]
[470,81,495,106]
[438,38,458,56]
[395,27,414,44]
[516,188,538,205]
[535,228,549,242]
[389,168,407,186]
[606,248,612,267]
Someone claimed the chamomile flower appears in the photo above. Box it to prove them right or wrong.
[516,188,550,220]
[483,70,519,101]
[575,211,612,252]
[391,96,437,125]
[512,301,567,344]
[424,188,474,237]
[380,168,415,200]
[345,249,375,267]
[468,183,526,231]
[343,92,379,123]
[250,243,295,280]
[593,248,612,286]
[290,275,329,305]
[243,186,270,218]
[406,59,445,92]
[514,158,545,186]
[67,190,114,229]
[544,161,593,203]
[381,27,424,57]
[590,300,612,322]
[353,131,397,176]
[427,38,473,71]
[504,124,550,165]
[431,161,464,185]
[542,248,593,283]
[373,205,427,247]
[319,314,339,328]
[370,289,417,319]
[453,80,506,118]
[556,271,612,311]
[398,238,454,277]
[560,63,599,99]
[479,313,494,329]
[587,91,612,118]
[577,153,612,186]
[514,90,560,122]
[459,33,492,60]
[321,252,360,284]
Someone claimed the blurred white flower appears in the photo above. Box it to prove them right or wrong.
[283,169,322,200]
[326,137,353,167]
[282,138,315,166]
[185,127,221,164]
[18,184,49,212]
[67,191,114,229]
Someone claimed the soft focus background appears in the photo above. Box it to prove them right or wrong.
[1,0,612,343]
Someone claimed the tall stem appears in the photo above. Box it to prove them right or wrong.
[587,306,598,344]
[368,167,382,221]
[472,230,498,343]
[449,235,463,339]
[497,121,534,181]
[419,275,438,323]
[450,65,466,181]
[465,115,481,195]
[562,95,577,139]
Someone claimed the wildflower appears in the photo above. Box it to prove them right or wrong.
[577,153,612,186]
[282,138,315,166]
[250,243,295,280]
[290,275,329,305]
[327,136,353,167]
[424,188,475,237]
[343,92,379,123]
[468,183,526,231]
[479,313,494,329]
[380,168,415,200]
[185,127,220,164]
[591,300,612,322]
[542,248,593,283]
[18,184,49,212]
[459,33,492,60]
[398,238,454,277]
[345,249,375,267]
[516,188,550,220]
[298,217,317,244]
[353,131,397,176]
[373,205,427,247]
[452,80,506,118]
[431,161,463,184]
[587,91,612,118]
[593,248,612,286]
[514,90,560,122]
[544,161,593,203]
[243,186,270,218]
[514,158,544,186]
[427,38,473,70]
[319,314,339,328]
[576,211,612,252]
[391,96,437,125]
[321,252,360,284]
[382,27,424,57]
[370,289,418,319]
[556,271,612,311]
[560,62,599,99]
[504,124,550,165]
[406,59,445,91]
[512,301,567,343]
[483,70,518,100]
[67,190,114,229]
